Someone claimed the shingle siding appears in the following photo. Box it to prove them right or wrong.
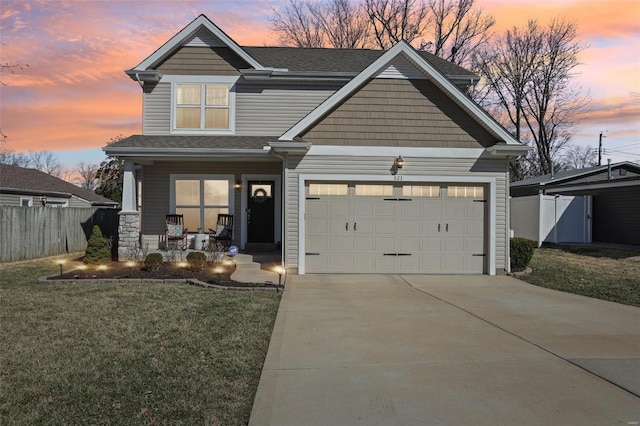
[154,46,247,75]
[301,79,497,148]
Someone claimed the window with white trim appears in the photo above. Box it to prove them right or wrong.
[172,176,232,231]
[20,196,33,207]
[174,83,233,132]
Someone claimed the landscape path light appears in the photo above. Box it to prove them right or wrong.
[57,259,65,276]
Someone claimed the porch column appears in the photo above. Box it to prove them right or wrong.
[118,160,139,261]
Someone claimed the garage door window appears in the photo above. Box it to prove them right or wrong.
[402,185,440,197]
[355,185,393,196]
[447,186,484,198]
[309,183,348,196]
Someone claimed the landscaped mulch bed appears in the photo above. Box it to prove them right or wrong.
[40,260,283,291]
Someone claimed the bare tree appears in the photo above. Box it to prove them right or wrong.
[558,145,597,171]
[474,18,589,178]
[74,161,100,191]
[309,0,371,48]
[269,0,325,47]
[0,148,30,167]
[28,151,63,177]
[420,0,495,66]
[364,0,431,49]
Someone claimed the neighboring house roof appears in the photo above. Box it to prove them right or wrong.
[510,162,640,193]
[0,164,118,206]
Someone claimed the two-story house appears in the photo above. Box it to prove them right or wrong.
[106,14,528,275]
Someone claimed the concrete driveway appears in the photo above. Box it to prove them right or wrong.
[249,275,640,425]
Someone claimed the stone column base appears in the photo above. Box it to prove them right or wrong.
[118,211,140,261]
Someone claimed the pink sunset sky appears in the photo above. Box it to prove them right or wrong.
[1,0,639,169]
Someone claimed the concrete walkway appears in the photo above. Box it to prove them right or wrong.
[250,275,640,425]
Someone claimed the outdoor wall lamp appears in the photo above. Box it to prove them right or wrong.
[234,180,242,190]
[394,156,404,169]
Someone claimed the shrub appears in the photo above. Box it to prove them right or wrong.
[84,225,112,265]
[510,238,536,271]
[186,251,207,272]
[144,253,163,272]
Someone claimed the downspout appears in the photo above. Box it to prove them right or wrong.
[271,151,287,271]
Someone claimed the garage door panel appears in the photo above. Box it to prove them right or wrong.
[422,203,443,217]
[375,219,396,234]
[376,255,396,272]
[352,253,374,272]
[353,237,374,251]
[400,236,420,252]
[444,237,464,253]
[352,200,374,216]
[329,236,351,251]
[306,218,329,234]
[329,219,349,233]
[465,237,484,253]
[421,236,442,253]
[466,255,485,273]
[329,200,350,216]
[353,219,374,234]
[397,255,421,272]
[375,236,396,252]
[400,220,421,235]
[419,255,443,271]
[400,202,422,218]
[374,202,396,217]
[306,235,328,252]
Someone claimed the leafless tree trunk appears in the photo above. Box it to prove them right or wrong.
[364,0,430,49]
[420,0,494,66]
[474,18,589,178]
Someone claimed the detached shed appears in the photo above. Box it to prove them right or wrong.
[510,162,640,246]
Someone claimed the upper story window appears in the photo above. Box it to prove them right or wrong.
[170,77,237,134]
[176,84,229,129]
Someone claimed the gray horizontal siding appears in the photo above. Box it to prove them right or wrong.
[235,83,340,136]
[285,155,509,272]
[141,81,339,137]
[302,79,498,148]
[0,193,22,206]
[143,83,171,135]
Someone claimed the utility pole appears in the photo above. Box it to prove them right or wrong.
[598,131,605,166]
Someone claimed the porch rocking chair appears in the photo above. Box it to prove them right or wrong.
[208,214,234,249]
[165,214,188,250]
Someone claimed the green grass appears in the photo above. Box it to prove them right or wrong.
[0,255,281,425]
[518,245,640,307]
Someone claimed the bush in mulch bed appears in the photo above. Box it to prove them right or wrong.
[48,259,282,290]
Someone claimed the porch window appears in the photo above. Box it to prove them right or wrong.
[173,177,231,231]
[175,83,231,130]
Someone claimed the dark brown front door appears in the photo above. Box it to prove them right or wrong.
[247,181,275,243]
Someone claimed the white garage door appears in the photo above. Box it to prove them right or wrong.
[305,183,486,274]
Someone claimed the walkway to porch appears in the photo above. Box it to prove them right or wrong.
[144,246,282,284]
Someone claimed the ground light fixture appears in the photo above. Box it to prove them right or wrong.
[126,261,136,276]
[274,265,285,286]
[97,264,108,274]
[214,266,224,284]
[57,259,65,276]
[177,261,188,278]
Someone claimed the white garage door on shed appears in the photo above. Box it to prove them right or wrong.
[305,183,486,274]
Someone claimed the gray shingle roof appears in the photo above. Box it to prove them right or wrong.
[0,164,117,204]
[510,162,640,187]
[107,135,278,150]
[243,46,475,77]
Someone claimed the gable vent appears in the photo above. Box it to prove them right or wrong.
[185,29,225,47]
[377,57,427,80]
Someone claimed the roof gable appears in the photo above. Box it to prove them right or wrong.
[279,42,521,146]
[131,14,263,72]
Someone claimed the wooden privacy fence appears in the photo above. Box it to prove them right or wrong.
[0,206,120,262]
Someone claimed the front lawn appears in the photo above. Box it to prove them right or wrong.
[0,256,281,425]
[518,245,640,307]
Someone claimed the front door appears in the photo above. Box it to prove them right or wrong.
[247,181,275,243]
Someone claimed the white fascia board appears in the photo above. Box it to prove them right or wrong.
[485,144,531,157]
[545,180,640,193]
[132,15,263,71]
[307,145,486,159]
[280,41,522,147]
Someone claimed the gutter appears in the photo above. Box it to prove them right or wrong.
[103,147,273,158]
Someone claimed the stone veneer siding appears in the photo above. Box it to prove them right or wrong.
[118,211,140,261]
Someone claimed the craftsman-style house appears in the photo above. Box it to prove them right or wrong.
[106,14,528,274]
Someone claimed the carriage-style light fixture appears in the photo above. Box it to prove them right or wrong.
[394,156,404,169]
[234,180,242,190]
